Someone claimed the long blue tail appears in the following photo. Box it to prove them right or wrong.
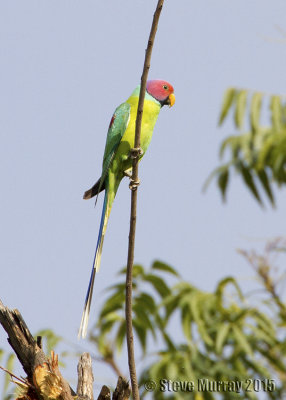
[78,190,108,338]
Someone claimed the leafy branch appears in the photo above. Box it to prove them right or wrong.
[90,261,179,361]
[205,87,286,205]
[89,251,286,399]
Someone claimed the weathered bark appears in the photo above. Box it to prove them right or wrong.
[0,300,47,378]
[97,377,130,400]
[97,385,111,400]
[112,376,131,400]
[77,353,94,400]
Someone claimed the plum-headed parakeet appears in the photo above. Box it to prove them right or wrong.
[79,80,175,338]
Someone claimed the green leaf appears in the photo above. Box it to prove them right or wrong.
[219,88,237,125]
[4,354,15,394]
[115,320,126,352]
[133,319,147,352]
[256,169,275,206]
[99,312,123,335]
[136,293,156,313]
[215,276,244,302]
[244,358,271,380]
[250,92,263,132]
[159,292,181,324]
[151,261,180,277]
[132,264,145,278]
[273,153,286,183]
[218,168,229,201]
[105,282,126,293]
[232,325,253,356]
[99,291,125,319]
[219,136,241,159]
[149,356,168,382]
[101,311,122,323]
[215,323,230,354]
[181,354,196,382]
[181,304,192,342]
[270,95,282,132]
[283,102,286,126]
[256,133,276,168]
[97,320,115,335]
[233,357,248,376]
[165,361,179,380]
[251,310,275,334]
[238,162,263,205]
[189,296,213,347]
[161,331,176,351]
[203,163,232,192]
[133,304,156,338]
[234,90,248,130]
[118,264,144,278]
[144,274,170,298]
[246,323,276,347]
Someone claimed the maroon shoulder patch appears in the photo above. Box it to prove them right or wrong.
[109,114,116,129]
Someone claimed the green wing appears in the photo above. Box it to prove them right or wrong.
[83,102,130,200]
[101,102,130,183]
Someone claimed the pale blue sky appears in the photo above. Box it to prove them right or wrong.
[1,0,286,396]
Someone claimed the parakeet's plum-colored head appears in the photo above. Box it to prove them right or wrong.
[146,80,175,107]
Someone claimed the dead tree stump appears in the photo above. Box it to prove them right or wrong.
[0,300,130,400]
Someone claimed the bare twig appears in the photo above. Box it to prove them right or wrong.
[125,1,165,399]
[238,238,286,319]
[0,365,28,385]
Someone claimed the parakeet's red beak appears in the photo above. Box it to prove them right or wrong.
[168,93,175,107]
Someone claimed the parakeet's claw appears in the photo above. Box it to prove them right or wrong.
[123,169,132,178]
[130,147,143,159]
[129,178,141,191]
[124,168,139,190]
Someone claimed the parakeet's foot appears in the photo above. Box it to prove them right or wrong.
[130,147,143,159]
[123,169,132,179]
[129,178,141,191]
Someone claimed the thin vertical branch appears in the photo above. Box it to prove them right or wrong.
[125,1,165,399]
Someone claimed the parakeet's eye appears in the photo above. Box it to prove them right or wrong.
[163,85,168,90]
